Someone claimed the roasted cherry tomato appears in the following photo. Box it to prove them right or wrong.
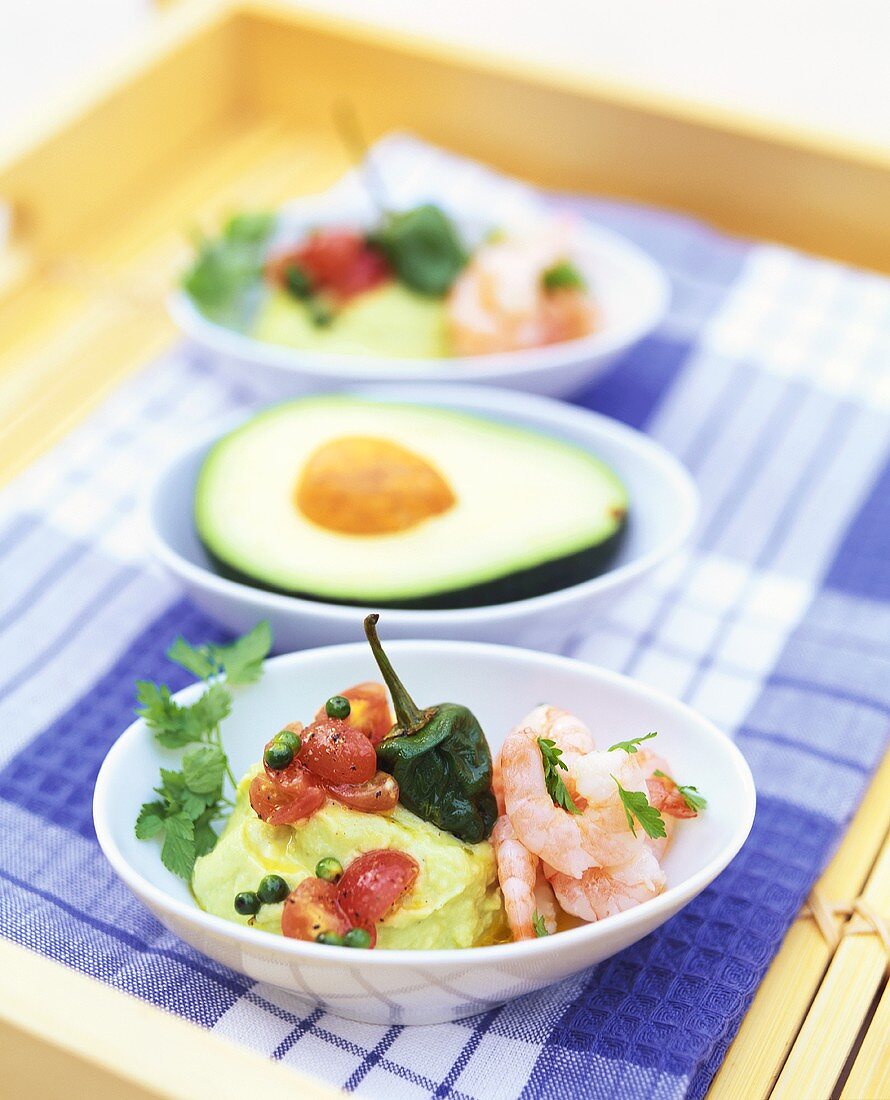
[325,771,399,813]
[315,682,393,746]
[281,878,349,941]
[300,718,377,786]
[646,772,697,819]
[249,773,325,826]
[266,230,390,301]
[337,849,419,930]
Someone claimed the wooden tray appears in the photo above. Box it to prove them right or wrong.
[1,2,888,1096]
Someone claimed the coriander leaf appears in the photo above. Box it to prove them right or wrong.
[542,259,586,292]
[608,731,658,755]
[537,737,581,815]
[137,680,230,748]
[370,204,467,296]
[160,812,196,880]
[192,808,220,857]
[135,801,167,840]
[136,681,202,749]
[677,784,708,813]
[224,212,276,244]
[182,745,227,797]
[612,776,666,840]
[182,212,275,323]
[189,682,232,732]
[157,768,208,820]
[532,911,550,938]
[166,637,218,681]
[209,621,272,686]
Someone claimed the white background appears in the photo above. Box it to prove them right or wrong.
[1,0,888,148]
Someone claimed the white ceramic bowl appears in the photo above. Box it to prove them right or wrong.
[147,385,698,652]
[169,217,669,400]
[93,640,755,1025]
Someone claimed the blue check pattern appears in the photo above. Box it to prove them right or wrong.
[1,139,888,1099]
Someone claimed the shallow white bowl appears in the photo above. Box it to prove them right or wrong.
[169,217,669,400]
[147,385,698,652]
[94,641,755,1024]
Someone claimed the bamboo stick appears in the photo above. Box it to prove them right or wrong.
[841,981,890,1100]
[708,750,890,1099]
[770,829,890,1099]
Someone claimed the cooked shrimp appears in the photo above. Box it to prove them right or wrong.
[570,748,655,868]
[545,845,666,921]
[491,815,556,940]
[533,866,559,936]
[446,221,597,355]
[500,727,595,879]
[636,750,687,861]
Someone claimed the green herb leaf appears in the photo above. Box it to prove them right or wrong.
[677,784,707,813]
[135,801,167,840]
[542,259,586,292]
[135,624,272,881]
[538,737,581,815]
[182,212,276,322]
[136,680,231,749]
[224,212,276,244]
[607,731,658,755]
[182,745,227,797]
[189,682,232,730]
[166,638,219,681]
[160,812,197,879]
[192,808,220,857]
[156,768,208,820]
[370,204,467,296]
[532,911,550,938]
[209,621,272,685]
[652,769,708,814]
[136,681,203,749]
[612,776,666,839]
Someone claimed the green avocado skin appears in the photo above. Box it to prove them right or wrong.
[201,517,627,609]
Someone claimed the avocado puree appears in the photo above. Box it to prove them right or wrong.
[192,768,507,949]
[253,283,449,358]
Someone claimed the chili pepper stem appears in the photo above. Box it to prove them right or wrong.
[364,614,426,731]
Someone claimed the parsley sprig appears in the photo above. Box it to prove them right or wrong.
[607,731,658,754]
[135,622,272,880]
[537,737,581,815]
[653,769,708,813]
[532,911,550,938]
[183,212,276,323]
[612,777,666,840]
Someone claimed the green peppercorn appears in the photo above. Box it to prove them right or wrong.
[325,695,351,720]
[234,891,260,916]
[315,856,344,882]
[257,874,290,905]
[264,741,294,771]
[275,728,302,754]
[316,932,346,947]
[344,927,372,949]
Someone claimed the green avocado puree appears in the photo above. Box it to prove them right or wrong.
[192,768,507,949]
[253,283,450,359]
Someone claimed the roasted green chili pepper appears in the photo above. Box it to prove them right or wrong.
[364,614,497,843]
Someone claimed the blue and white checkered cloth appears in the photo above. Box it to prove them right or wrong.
[1,138,889,1099]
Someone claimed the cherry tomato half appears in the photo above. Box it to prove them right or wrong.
[646,773,696,819]
[337,849,419,929]
[325,771,399,813]
[300,718,377,786]
[315,682,392,746]
[281,878,349,941]
[249,772,326,826]
[266,230,390,301]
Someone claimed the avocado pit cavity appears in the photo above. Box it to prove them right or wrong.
[296,435,456,536]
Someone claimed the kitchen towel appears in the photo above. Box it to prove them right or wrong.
[1,137,888,1099]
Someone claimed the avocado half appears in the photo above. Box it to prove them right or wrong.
[195,397,628,609]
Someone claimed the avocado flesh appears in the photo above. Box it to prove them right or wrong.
[195,397,628,609]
